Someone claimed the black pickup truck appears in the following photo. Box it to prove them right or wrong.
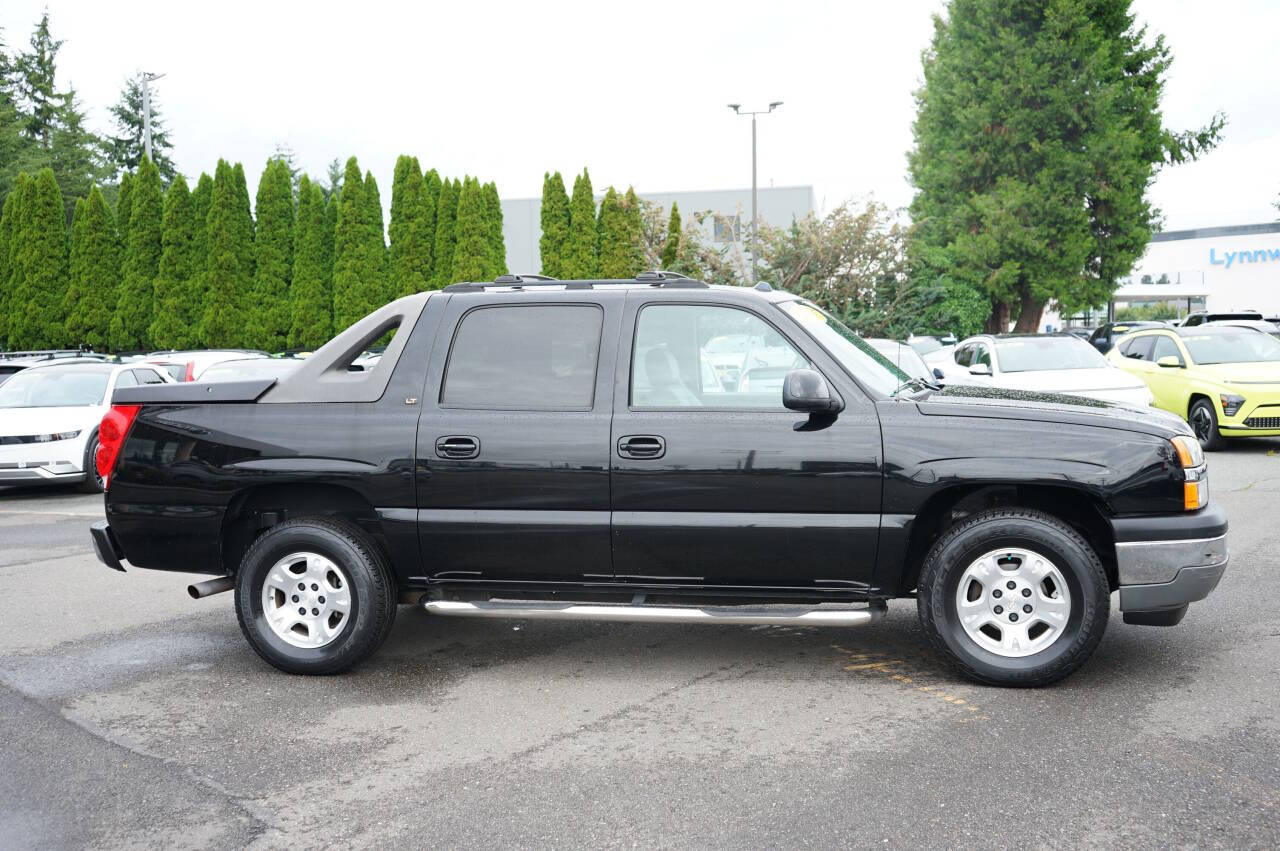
[90,274,1229,686]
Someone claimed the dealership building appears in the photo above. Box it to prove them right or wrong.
[500,185,815,276]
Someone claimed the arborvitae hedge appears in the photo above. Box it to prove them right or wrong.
[661,202,681,269]
[624,187,643,274]
[289,177,332,349]
[539,171,569,278]
[422,168,441,285]
[10,169,68,348]
[389,155,432,297]
[64,187,119,351]
[114,171,134,278]
[201,160,250,348]
[112,155,162,351]
[359,170,390,310]
[188,173,213,339]
[597,186,630,278]
[451,176,488,282]
[0,179,25,347]
[483,181,506,278]
[246,159,294,350]
[562,168,597,279]
[431,177,459,288]
[149,176,199,349]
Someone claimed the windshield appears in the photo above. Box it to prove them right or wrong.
[868,341,932,381]
[1182,331,1280,365]
[0,367,111,408]
[994,337,1108,373]
[908,337,942,355]
[779,301,909,395]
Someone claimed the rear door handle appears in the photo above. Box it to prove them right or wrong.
[435,435,480,460]
[617,435,665,460]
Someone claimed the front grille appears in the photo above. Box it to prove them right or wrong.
[1244,416,1280,428]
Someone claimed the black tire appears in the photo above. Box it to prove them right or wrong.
[234,517,397,675]
[76,433,104,494]
[1189,397,1227,451]
[917,508,1109,687]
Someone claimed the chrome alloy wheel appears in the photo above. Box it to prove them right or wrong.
[261,551,352,649]
[954,548,1072,658]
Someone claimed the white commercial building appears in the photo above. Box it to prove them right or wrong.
[500,185,815,276]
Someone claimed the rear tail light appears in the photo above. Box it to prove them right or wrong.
[183,361,195,382]
[96,405,141,489]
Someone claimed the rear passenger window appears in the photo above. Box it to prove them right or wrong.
[114,370,137,388]
[442,305,603,410]
[1119,335,1156,361]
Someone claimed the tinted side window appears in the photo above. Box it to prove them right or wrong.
[1151,335,1183,364]
[1120,335,1156,360]
[631,304,809,409]
[133,368,165,384]
[972,344,991,367]
[954,344,972,367]
[442,305,603,410]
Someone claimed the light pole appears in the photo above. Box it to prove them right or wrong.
[141,71,165,161]
[728,101,782,283]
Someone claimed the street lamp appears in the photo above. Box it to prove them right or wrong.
[728,101,783,283]
[141,71,165,161]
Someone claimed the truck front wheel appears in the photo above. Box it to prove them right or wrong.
[234,517,397,675]
[916,508,1109,687]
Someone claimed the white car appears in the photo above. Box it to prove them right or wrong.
[145,350,270,382]
[0,361,172,492]
[937,333,1153,407]
[866,338,942,384]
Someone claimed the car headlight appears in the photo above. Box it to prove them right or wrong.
[32,430,82,443]
[1220,394,1245,417]
[1171,435,1208,510]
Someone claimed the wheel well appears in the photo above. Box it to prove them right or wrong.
[220,483,385,575]
[1188,393,1212,417]
[900,484,1118,594]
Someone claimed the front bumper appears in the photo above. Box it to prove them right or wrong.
[1111,503,1228,625]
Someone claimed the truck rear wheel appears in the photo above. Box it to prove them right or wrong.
[916,508,1109,687]
[234,517,396,675]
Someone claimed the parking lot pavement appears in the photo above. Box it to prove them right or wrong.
[1,442,1278,849]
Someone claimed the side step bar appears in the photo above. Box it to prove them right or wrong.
[423,599,887,627]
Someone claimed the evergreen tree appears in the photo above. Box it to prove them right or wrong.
[450,177,488,282]
[359,170,389,310]
[430,177,459,287]
[111,155,162,350]
[148,176,199,348]
[9,168,67,348]
[289,177,332,349]
[661,202,681,269]
[105,73,177,181]
[188,172,213,329]
[0,30,32,200]
[114,171,135,264]
[331,157,366,329]
[482,181,506,277]
[15,12,61,148]
[597,186,632,278]
[623,187,644,274]
[232,162,254,274]
[65,186,119,350]
[321,190,337,290]
[422,168,441,282]
[389,155,432,296]
[245,159,294,350]
[202,160,250,347]
[49,87,108,224]
[322,157,343,202]
[538,171,569,278]
[0,174,30,347]
[562,168,597,279]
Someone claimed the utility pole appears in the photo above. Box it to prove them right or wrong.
[141,71,165,161]
[727,101,782,283]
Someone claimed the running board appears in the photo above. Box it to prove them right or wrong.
[422,599,887,627]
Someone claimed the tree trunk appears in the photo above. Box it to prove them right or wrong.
[1013,292,1045,333]
[984,300,1010,334]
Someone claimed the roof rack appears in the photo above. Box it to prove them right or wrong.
[443,272,709,293]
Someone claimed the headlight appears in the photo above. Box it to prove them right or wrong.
[1171,435,1208,510]
[32,430,82,443]
[1220,394,1245,417]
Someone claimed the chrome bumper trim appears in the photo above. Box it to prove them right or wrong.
[1116,534,1228,586]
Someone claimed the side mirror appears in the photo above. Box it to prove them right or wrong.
[932,367,946,381]
[1156,355,1183,368]
[782,368,843,414]
[969,363,992,376]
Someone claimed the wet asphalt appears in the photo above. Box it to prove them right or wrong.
[1,439,1277,848]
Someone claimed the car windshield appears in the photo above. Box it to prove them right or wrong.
[869,341,933,382]
[779,301,908,395]
[1182,331,1280,365]
[908,337,943,355]
[994,337,1108,372]
[0,367,111,407]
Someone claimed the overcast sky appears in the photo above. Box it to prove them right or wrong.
[4,0,1277,230]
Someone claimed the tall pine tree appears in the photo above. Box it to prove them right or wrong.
[188,172,213,338]
[597,186,631,278]
[430,177,459,288]
[9,168,67,348]
[661,202,681,269]
[0,177,25,347]
[360,170,389,311]
[149,176,198,349]
[245,158,294,350]
[332,157,367,329]
[65,185,119,350]
[111,155,161,351]
[288,176,332,349]
[422,168,441,283]
[106,73,178,181]
[450,177,488,282]
[539,171,569,278]
[482,181,506,277]
[114,170,134,276]
[623,187,643,274]
[201,160,250,347]
[389,155,432,296]
[562,168,597,279]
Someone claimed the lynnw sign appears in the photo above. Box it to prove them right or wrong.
[1210,247,1280,269]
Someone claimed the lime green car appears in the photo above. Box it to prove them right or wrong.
[1107,325,1280,450]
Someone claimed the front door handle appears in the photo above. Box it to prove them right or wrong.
[435,435,480,460]
[618,435,665,460]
